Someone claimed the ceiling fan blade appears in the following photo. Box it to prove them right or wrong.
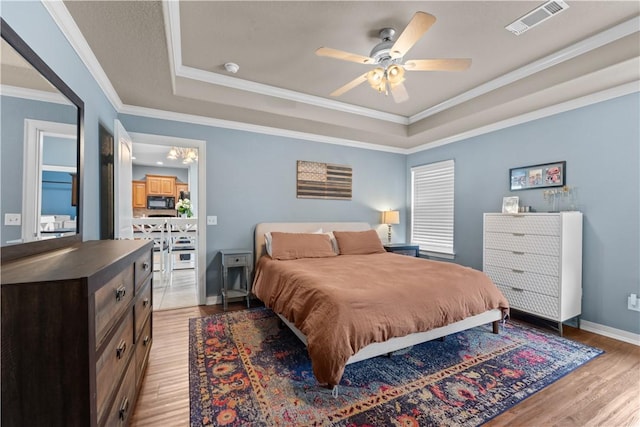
[330,72,369,97]
[315,47,373,64]
[404,58,472,71]
[391,82,409,103]
[391,12,436,58]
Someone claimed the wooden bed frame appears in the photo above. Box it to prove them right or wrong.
[254,222,502,367]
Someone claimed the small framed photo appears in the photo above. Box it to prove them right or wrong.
[510,161,566,191]
[502,196,520,214]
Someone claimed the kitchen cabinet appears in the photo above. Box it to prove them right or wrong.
[132,180,146,208]
[146,175,175,196]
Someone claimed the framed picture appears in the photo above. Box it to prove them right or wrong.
[502,196,519,214]
[509,161,566,191]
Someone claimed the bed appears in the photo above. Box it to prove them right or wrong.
[252,222,509,388]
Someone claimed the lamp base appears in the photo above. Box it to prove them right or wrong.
[387,224,392,244]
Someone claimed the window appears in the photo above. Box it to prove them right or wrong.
[410,159,455,255]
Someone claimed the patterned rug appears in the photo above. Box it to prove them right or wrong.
[189,308,602,426]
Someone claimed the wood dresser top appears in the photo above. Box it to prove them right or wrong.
[1,239,152,285]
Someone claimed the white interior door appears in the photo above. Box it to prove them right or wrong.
[114,120,133,239]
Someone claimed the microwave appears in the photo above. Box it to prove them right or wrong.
[147,196,175,210]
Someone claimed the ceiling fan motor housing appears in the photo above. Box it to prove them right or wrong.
[369,28,402,66]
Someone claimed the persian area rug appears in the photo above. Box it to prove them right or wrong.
[189,308,602,426]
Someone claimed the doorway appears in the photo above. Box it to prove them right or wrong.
[128,131,206,310]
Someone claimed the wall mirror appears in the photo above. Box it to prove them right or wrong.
[1,18,84,262]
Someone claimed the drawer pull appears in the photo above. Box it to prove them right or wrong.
[115,286,126,301]
[512,251,525,255]
[511,287,525,292]
[235,258,240,263]
[142,261,150,271]
[512,269,525,274]
[118,396,129,421]
[143,335,150,346]
[512,233,525,237]
[142,297,150,307]
[116,340,127,359]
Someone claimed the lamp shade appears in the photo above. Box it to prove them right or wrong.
[382,210,400,225]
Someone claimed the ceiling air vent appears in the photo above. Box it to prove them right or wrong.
[506,0,570,35]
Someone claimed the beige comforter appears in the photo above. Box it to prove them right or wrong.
[252,253,509,386]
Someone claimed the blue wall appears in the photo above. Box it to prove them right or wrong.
[43,135,76,167]
[1,1,119,241]
[408,93,640,335]
[3,2,637,336]
[133,165,189,183]
[0,96,76,243]
[41,171,75,217]
[119,114,407,296]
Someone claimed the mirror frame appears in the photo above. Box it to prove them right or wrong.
[1,18,84,263]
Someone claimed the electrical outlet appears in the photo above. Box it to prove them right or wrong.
[628,293,640,312]
[4,213,21,226]
[207,216,217,226]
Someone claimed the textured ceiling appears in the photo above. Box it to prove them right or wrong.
[63,1,640,150]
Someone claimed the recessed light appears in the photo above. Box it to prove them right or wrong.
[132,156,136,160]
[156,161,163,165]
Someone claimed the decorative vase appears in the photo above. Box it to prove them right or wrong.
[180,213,187,218]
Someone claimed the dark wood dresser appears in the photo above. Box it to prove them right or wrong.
[1,239,154,427]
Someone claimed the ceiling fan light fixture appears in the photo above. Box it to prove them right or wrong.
[387,64,405,83]
[366,67,385,87]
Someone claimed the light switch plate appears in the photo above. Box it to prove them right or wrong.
[207,215,217,226]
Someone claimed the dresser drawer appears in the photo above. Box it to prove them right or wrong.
[224,254,250,267]
[485,249,559,277]
[134,278,152,340]
[96,310,134,422]
[497,284,559,320]
[134,250,152,292]
[95,265,134,347]
[484,215,560,236]
[484,232,560,257]
[135,317,152,387]
[485,265,559,297]
[100,357,136,427]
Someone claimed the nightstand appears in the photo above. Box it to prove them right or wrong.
[220,249,253,311]
[384,243,420,257]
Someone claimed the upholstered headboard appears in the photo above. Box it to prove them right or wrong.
[254,222,371,265]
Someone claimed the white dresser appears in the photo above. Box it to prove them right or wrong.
[483,212,583,335]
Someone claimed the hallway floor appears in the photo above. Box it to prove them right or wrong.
[153,268,198,311]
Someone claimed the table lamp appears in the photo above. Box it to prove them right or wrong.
[382,210,400,244]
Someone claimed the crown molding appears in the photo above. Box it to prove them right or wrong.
[406,81,640,154]
[177,65,409,125]
[0,84,70,105]
[119,103,406,154]
[164,1,408,125]
[39,1,639,157]
[409,15,640,124]
[41,0,123,111]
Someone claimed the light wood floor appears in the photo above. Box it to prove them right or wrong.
[130,304,640,427]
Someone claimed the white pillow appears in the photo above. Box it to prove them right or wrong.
[265,229,323,257]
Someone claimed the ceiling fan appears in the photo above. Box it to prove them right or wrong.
[316,12,471,103]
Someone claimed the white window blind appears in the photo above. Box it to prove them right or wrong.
[411,160,455,255]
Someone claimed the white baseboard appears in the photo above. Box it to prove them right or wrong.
[206,296,220,305]
[581,320,640,346]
